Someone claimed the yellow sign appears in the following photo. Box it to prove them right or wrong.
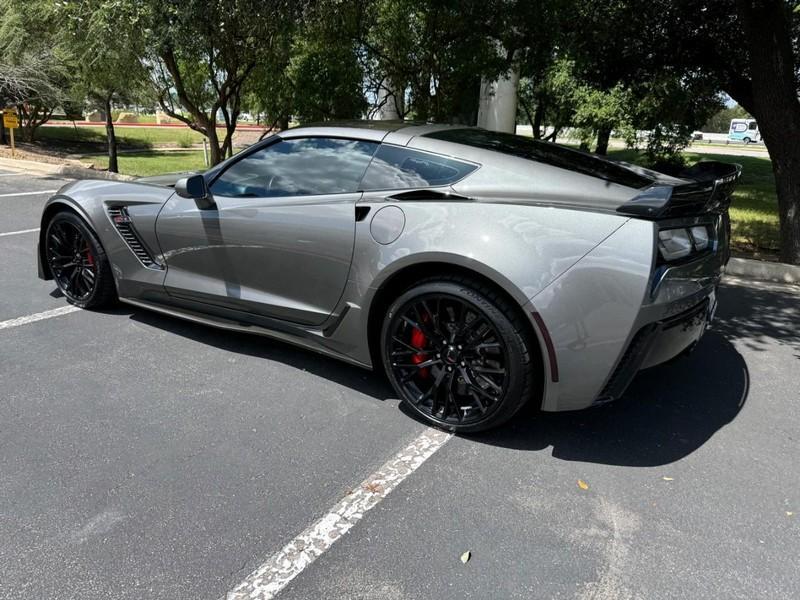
[3,112,19,129]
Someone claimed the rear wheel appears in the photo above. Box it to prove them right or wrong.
[743,136,751,145]
[45,211,116,309]
[381,277,536,433]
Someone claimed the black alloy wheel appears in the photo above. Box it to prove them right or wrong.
[382,278,536,432]
[45,211,116,308]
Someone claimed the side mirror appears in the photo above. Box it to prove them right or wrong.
[175,174,215,210]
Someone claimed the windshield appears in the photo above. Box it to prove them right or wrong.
[425,128,653,189]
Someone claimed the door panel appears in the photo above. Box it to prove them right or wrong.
[156,193,359,325]
[155,136,378,326]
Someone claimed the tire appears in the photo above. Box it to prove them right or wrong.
[742,137,751,145]
[380,276,537,433]
[45,210,117,309]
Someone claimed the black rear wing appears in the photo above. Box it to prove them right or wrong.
[617,161,742,219]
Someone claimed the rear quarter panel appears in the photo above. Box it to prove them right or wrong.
[333,199,631,376]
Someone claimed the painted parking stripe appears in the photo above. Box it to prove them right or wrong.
[0,305,80,331]
[0,227,40,238]
[225,427,452,600]
[0,189,57,198]
[0,172,26,177]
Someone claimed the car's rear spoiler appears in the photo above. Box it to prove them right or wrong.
[617,161,742,219]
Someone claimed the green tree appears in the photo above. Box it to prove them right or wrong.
[286,29,367,122]
[142,0,303,165]
[570,0,800,264]
[59,0,150,173]
[0,0,70,141]
[359,0,505,123]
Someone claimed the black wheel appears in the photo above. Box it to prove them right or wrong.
[45,211,116,309]
[381,277,537,433]
[742,136,751,145]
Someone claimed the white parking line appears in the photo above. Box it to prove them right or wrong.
[0,172,25,177]
[0,306,80,331]
[0,227,40,237]
[0,189,58,198]
[225,427,452,600]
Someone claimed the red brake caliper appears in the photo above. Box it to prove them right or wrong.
[410,326,430,378]
[84,243,94,267]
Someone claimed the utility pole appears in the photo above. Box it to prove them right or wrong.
[477,68,520,134]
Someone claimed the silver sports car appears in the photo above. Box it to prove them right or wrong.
[37,122,740,432]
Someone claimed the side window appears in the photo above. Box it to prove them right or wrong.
[210,137,378,198]
[748,121,758,130]
[360,145,478,191]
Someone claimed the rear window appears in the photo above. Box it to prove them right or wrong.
[360,145,477,190]
[425,128,652,189]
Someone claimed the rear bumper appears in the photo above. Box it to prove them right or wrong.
[594,293,714,405]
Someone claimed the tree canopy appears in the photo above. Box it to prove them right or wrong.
[1,0,799,262]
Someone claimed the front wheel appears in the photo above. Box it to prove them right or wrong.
[381,277,537,433]
[45,211,117,309]
[742,137,751,145]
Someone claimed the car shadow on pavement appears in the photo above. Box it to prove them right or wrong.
[468,331,749,467]
[712,280,800,359]
[104,278,799,468]
[119,306,397,401]
[469,279,800,466]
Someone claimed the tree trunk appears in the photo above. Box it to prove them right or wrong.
[104,96,119,174]
[532,100,545,140]
[733,0,800,264]
[206,125,222,165]
[594,126,612,155]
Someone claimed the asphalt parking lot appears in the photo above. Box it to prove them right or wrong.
[1,169,798,600]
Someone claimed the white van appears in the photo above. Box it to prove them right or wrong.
[728,119,761,144]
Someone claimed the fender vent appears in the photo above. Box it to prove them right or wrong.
[107,206,162,269]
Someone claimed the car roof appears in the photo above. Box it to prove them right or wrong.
[282,120,468,143]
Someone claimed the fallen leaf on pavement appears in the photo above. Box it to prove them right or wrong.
[787,511,794,516]
[460,551,471,564]
[662,477,674,481]
[577,480,589,490]
[363,482,383,494]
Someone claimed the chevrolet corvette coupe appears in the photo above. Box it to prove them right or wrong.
[37,122,740,432]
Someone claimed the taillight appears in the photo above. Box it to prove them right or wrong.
[657,224,713,262]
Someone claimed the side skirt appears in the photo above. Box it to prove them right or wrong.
[118,297,372,370]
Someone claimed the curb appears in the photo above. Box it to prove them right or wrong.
[726,257,800,285]
[0,157,134,181]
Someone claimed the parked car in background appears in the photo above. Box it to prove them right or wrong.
[36,122,740,432]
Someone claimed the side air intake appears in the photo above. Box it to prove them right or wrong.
[107,206,162,269]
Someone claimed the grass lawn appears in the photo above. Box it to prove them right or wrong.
[40,125,205,148]
[609,149,779,254]
[81,150,207,177]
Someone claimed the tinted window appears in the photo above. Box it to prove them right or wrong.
[425,128,652,189]
[360,145,477,190]
[210,137,378,198]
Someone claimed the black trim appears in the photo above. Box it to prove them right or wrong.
[594,298,711,405]
[594,323,660,405]
[617,162,741,219]
[107,207,163,269]
[388,189,470,202]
